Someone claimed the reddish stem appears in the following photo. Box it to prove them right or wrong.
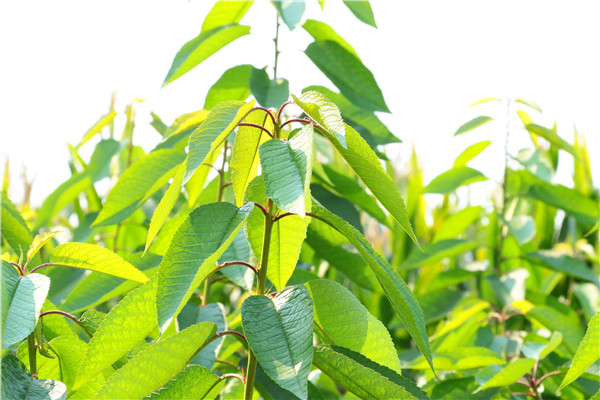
[241,107,276,126]
[536,370,561,385]
[277,100,294,120]
[10,262,24,276]
[39,310,92,339]
[280,118,311,130]
[221,373,246,384]
[214,261,258,276]
[28,263,56,274]
[238,122,274,138]
[252,202,268,216]
[273,212,294,222]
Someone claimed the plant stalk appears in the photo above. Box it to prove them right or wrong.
[28,333,37,378]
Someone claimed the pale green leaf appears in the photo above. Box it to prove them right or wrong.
[1,260,21,342]
[527,250,600,286]
[156,110,210,151]
[406,347,505,371]
[146,365,225,399]
[178,303,226,369]
[525,123,577,157]
[522,331,563,361]
[93,322,217,399]
[305,279,401,372]
[250,67,290,109]
[1,355,67,400]
[1,193,33,258]
[427,269,476,292]
[77,110,117,149]
[50,243,148,283]
[474,358,535,392]
[453,116,493,136]
[305,41,389,112]
[505,215,536,245]
[242,285,314,400]
[559,311,600,390]
[468,97,499,107]
[313,345,429,399]
[218,230,255,291]
[309,205,433,373]
[27,232,60,264]
[431,298,489,340]
[453,141,491,167]
[271,0,305,30]
[402,240,478,270]
[433,206,483,242]
[73,276,158,390]
[302,20,359,59]
[93,149,185,227]
[185,101,255,183]
[204,64,253,109]
[424,166,486,194]
[515,98,542,113]
[342,0,377,28]
[156,202,254,331]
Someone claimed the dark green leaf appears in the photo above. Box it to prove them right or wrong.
[204,64,253,109]
[1,354,67,400]
[342,0,377,28]
[527,250,600,286]
[302,20,359,59]
[250,67,290,109]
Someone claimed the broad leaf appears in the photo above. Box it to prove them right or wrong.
[313,345,429,399]
[204,64,253,109]
[50,243,148,283]
[271,0,305,30]
[453,116,492,136]
[178,303,226,369]
[146,365,225,399]
[185,100,255,183]
[305,41,389,112]
[250,67,290,109]
[424,166,486,194]
[559,311,600,390]
[302,20,359,59]
[474,358,535,392]
[1,193,33,258]
[342,0,377,28]
[294,91,418,247]
[522,331,563,361]
[93,322,217,399]
[453,141,491,167]
[156,202,254,331]
[1,354,67,400]
[93,149,185,227]
[73,276,158,390]
[305,279,401,372]
[242,285,314,400]
[309,205,433,373]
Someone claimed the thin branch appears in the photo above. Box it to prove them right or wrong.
[215,330,247,343]
[210,276,227,284]
[273,212,294,222]
[536,370,561,385]
[240,107,276,126]
[238,122,274,138]
[29,262,61,274]
[10,262,24,276]
[516,380,531,387]
[280,118,311,130]
[252,202,268,216]
[221,373,246,384]
[214,261,259,276]
[277,100,294,121]
[39,310,92,339]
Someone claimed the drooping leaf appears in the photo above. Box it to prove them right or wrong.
[342,0,377,28]
[524,123,577,157]
[271,0,305,30]
[2,266,50,349]
[313,345,429,399]
[204,64,253,109]
[27,232,60,265]
[242,285,314,400]
[50,243,148,283]
[77,110,118,149]
[305,41,389,112]
[453,141,491,167]
[93,322,217,399]
[468,97,499,107]
[311,183,362,232]
[424,166,486,194]
[559,311,600,390]
[305,279,401,372]
[185,100,255,183]
[402,240,478,270]
[156,202,254,331]
[73,276,158,390]
[474,358,536,392]
[1,193,33,259]
[309,205,433,373]
[453,116,493,136]
[146,365,225,399]
[302,20,359,59]
[250,67,290,109]
[163,1,253,85]
[1,354,67,400]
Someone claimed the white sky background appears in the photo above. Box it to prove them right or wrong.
[1,0,599,207]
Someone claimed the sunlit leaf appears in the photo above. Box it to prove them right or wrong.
[204,64,253,109]
[1,193,33,258]
[77,110,117,149]
[524,123,577,157]
[453,141,491,167]
[522,331,562,361]
[424,166,486,194]
[474,358,535,392]
[302,20,359,59]
[342,1,377,28]
[559,311,600,390]
[453,116,492,136]
[146,365,225,399]
[250,67,290,109]
[433,206,483,242]
[27,232,60,265]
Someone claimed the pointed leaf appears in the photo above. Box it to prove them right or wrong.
[309,205,433,373]
[527,250,600,286]
[559,311,600,390]
[305,41,389,112]
[50,243,148,283]
[453,116,493,136]
[77,111,118,149]
[1,354,67,400]
[313,345,429,399]
[453,141,491,167]
[525,123,577,157]
[305,279,401,372]
[474,358,535,392]
[342,0,377,28]
[424,166,486,194]
[93,149,185,227]
[156,202,254,331]
[146,365,225,399]
[302,20,359,59]
[242,285,314,400]
[250,67,290,109]
[73,276,158,390]
[93,322,217,399]
[185,100,255,183]
[204,64,253,109]
[27,232,60,264]
[1,193,33,258]
[271,0,305,30]
[469,97,499,107]
[1,260,21,342]
[156,110,211,151]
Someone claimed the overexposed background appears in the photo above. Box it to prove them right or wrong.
[1,0,599,207]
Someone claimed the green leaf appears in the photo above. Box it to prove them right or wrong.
[522,331,563,361]
[185,100,255,183]
[515,98,542,113]
[302,20,359,59]
[93,149,185,227]
[50,243,148,283]
[309,206,433,373]
[406,347,505,371]
[146,365,225,399]
[271,0,305,30]
[453,141,491,167]
[242,285,314,400]
[453,116,493,136]
[93,322,217,399]
[1,192,33,258]
[474,358,535,392]
[524,123,577,157]
[559,311,600,390]
[156,202,254,331]
[163,1,253,85]
[218,230,255,291]
[178,303,226,369]
[27,232,60,265]
[305,279,401,372]
[509,170,599,226]
[402,240,478,270]
[77,110,117,149]
[527,250,600,286]
[304,41,389,112]
[424,166,486,194]
[156,110,210,151]
[231,109,272,206]
[1,354,67,400]
[2,267,50,349]
[293,92,418,246]
[433,206,483,242]
[427,269,476,292]
[73,276,158,390]
[204,64,253,109]
[504,215,536,245]
[313,345,429,399]
[342,0,377,28]
[260,124,313,217]
[250,67,290,109]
